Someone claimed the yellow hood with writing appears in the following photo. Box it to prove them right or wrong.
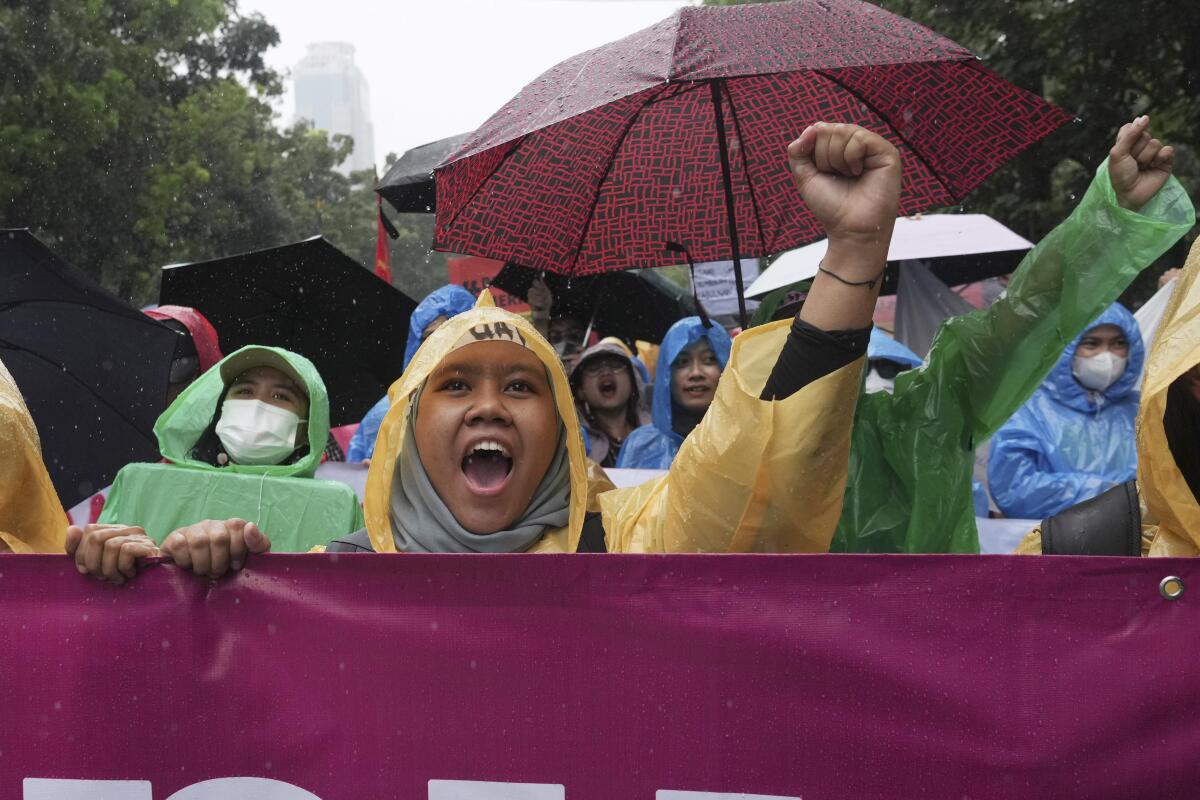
[1141,237,1200,556]
[0,359,68,553]
[364,291,594,553]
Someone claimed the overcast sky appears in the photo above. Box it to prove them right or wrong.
[241,0,692,169]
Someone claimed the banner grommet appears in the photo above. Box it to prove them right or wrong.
[1160,576,1185,600]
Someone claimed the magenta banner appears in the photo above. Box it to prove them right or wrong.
[3,553,1200,799]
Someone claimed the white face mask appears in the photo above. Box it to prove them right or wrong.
[1072,351,1128,392]
[864,367,895,394]
[215,399,303,465]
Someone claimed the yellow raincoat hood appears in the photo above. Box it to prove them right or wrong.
[1140,237,1200,556]
[0,359,67,553]
[364,291,592,553]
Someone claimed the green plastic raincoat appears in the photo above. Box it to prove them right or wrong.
[833,160,1194,553]
[98,345,364,550]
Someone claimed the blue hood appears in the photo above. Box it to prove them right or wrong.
[403,284,477,368]
[348,284,478,462]
[868,327,923,370]
[616,316,732,470]
[1043,303,1144,412]
[650,317,733,436]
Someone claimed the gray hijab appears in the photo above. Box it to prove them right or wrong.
[388,407,572,553]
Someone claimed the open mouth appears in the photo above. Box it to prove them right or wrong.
[598,376,619,399]
[683,384,711,397]
[461,440,514,495]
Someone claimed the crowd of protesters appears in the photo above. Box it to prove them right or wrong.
[3,116,1200,576]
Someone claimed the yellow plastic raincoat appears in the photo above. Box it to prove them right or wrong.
[363,291,862,553]
[0,359,68,553]
[1018,237,1200,556]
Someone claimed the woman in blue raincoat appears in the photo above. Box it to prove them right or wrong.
[987,303,1144,520]
[346,284,477,462]
[615,317,732,469]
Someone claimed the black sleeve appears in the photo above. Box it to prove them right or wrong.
[759,317,871,401]
[325,528,376,553]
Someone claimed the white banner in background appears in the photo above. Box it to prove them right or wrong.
[691,260,760,317]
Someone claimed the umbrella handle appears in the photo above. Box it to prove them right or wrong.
[666,241,713,329]
[710,79,749,329]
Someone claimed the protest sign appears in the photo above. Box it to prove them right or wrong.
[4,554,1198,798]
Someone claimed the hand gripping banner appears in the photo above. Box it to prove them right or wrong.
[3,553,1199,799]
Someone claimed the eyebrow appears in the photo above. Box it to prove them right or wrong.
[436,362,546,380]
[231,376,302,394]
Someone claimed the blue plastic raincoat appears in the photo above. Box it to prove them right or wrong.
[615,317,732,469]
[347,285,476,461]
[987,303,1144,519]
[869,327,922,370]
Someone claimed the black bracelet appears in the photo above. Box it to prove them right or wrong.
[817,260,887,289]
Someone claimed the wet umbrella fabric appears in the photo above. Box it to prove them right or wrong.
[0,229,181,506]
[489,263,697,344]
[746,213,1035,298]
[159,237,418,426]
[433,0,1071,325]
[377,132,469,214]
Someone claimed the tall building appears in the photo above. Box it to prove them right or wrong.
[292,42,375,175]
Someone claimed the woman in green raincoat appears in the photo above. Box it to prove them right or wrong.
[834,116,1194,553]
[70,346,363,565]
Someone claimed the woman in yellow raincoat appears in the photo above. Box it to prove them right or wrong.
[0,359,68,553]
[1020,236,1200,556]
[71,121,904,578]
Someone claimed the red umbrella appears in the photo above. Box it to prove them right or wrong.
[433,0,1070,326]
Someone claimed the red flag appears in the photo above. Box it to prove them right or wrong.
[374,194,392,283]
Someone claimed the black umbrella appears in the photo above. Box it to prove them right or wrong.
[376,132,469,214]
[0,229,181,506]
[159,237,418,426]
[489,263,697,344]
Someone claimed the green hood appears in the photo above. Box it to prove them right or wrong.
[153,345,329,479]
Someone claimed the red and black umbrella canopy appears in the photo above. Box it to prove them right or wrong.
[434,0,1070,323]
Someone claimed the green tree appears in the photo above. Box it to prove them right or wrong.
[0,0,379,304]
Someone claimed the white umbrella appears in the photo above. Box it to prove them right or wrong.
[746,213,1034,298]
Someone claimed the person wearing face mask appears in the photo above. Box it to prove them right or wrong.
[569,337,650,468]
[987,304,1144,520]
[346,284,477,463]
[66,346,363,568]
[1014,237,1200,556]
[615,317,733,470]
[71,120,915,578]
